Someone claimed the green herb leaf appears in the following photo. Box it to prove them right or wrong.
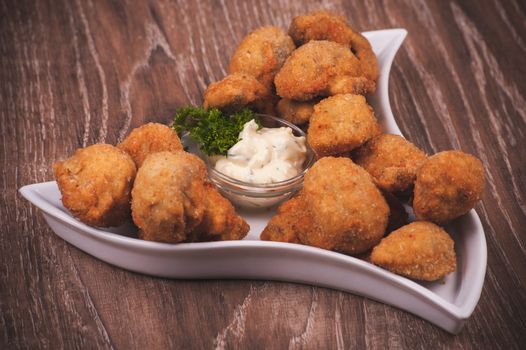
[173,107,258,156]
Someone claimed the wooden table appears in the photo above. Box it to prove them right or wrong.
[2,0,525,348]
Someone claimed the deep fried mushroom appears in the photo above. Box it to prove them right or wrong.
[276,98,317,126]
[203,73,275,114]
[54,144,136,227]
[307,94,381,157]
[352,134,427,193]
[118,122,183,168]
[131,151,249,243]
[370,221,456,281]
[262,157,389,255]
[274,41,375,101]
[413,150,485,224]
[288,11,379,84]
[229,26,295,90]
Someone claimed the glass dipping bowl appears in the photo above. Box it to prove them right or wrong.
[202,114,315,209]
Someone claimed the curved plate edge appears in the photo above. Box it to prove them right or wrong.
[20,180,481,334]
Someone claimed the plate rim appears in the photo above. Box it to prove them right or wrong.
[19,180,484,320]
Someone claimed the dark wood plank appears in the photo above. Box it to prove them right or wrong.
[1,0,525,349]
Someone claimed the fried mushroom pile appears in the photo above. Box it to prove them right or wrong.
[53,10,486,284]
[54,125,249,243]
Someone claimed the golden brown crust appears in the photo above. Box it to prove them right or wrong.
[288,11,379,83]
[131,152,207,243]
[307,94,381,157]
[413,151,485,224]
[274,41,374,101]
[262,157,389,255]
[229,26,295,90]
[289,10,353,46]
[118,122,183,168]
[300,157,389,254]
[347,29,379,83]
[131,151,249,243]
[53,144,137,227]
[203,73,275,114]
[370,221,456,281]
[189,183,250,242]
[260,195,311,243]
[275,98,317,126]
[352,134,428,193]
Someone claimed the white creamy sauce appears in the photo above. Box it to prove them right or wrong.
[213,120,307,184]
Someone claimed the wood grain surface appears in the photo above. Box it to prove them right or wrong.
[1,0,525,348]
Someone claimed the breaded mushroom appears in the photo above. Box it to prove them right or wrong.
[300,157,389,254]
[276,98,317,126]
[118,122,183,168]
[370,221,456,281]
[259,195,306,244]
[274,41,375,101]
[262,157,389,255]
[131,151,249,243]
[289,10,354,47]
[413,150,485,224]
[53,144,136,227]
[352,134,427,193]
[307,94,381,157]
[288,11,379,87]
[229,26,295,90]
[189,182,251,242]
[203,73,275,114]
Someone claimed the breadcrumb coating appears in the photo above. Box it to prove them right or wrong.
[203,73,275,114]
[229,26,295,90]
[352,134,427,193]
[259,195,306,243]
[276,98,317,126]
[370,221,456,281]
[131,151,249,243]
[262,157,389,255]
[288,11,378,85]
[413,151,485,224]
[274,41,374,101]
[54,144,136,227]
[307,94,381,157]
[118,122,183,168]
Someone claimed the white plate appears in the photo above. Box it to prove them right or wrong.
[19,29,486,334]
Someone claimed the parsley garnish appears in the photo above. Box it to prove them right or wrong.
[173,107,258,156]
